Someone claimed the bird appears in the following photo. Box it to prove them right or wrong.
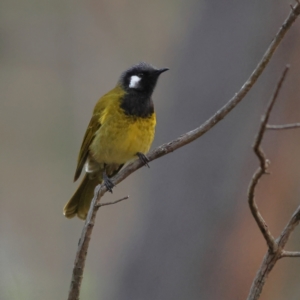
[63,62,168,220]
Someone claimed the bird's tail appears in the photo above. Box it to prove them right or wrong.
[63,174,100,220]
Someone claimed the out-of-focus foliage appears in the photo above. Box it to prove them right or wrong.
[1,1,300,299]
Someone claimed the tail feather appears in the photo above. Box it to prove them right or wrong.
[64,174,100,220]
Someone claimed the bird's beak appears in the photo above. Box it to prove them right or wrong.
[156,68,169,74]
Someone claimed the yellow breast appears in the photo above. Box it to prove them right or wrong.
[90,100,156,165]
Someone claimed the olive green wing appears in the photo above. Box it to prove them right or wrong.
[74,113,101,182]
[73,86,124,182]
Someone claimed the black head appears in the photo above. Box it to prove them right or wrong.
[119,62,169,96]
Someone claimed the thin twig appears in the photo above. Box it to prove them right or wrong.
[248,66,290,253]
[68,3,300,300]
[266,123,300,130]
[280,250,300,258]
[96,196,129,208]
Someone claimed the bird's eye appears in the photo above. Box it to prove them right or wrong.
[137,73,144,77]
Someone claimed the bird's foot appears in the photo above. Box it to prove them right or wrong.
[103,172,115,193]
[137,152,150,168]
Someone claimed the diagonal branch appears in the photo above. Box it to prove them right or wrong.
[247,65,300,299]
[246,66,292,300]
[248,66,290,253]
[276,205,300,250]
[67,3,300,300]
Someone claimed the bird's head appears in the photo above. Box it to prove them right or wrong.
[119,62,168,96]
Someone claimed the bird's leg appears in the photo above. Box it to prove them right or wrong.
[103,167,115,193]
[136,152,150,168]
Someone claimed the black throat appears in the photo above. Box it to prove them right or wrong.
[120,91,154,118]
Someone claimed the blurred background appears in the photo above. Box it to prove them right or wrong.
[1,0,300,299]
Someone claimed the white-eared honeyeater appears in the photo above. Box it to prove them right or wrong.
[63,62,168,219]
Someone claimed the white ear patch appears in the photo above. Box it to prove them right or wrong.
[129,75,141,88]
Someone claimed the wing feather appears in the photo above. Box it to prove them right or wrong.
[73,86,125,181]
[74,113,101,181]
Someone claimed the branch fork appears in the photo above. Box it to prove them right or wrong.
[247,66,300,300]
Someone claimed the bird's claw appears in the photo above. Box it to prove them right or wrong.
[137,152,150,168]
[103,172,115,193]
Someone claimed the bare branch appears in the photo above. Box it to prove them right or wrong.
[248,204,300,300]
[291,0,300,11]
[277,205,300,249]
[96,196,130,208]
[246,66,291,300]
[280,250,300,258]
[247,65,300,299]
[266,123,300,130]
[248,66,290,253]
[68,4,300,300]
